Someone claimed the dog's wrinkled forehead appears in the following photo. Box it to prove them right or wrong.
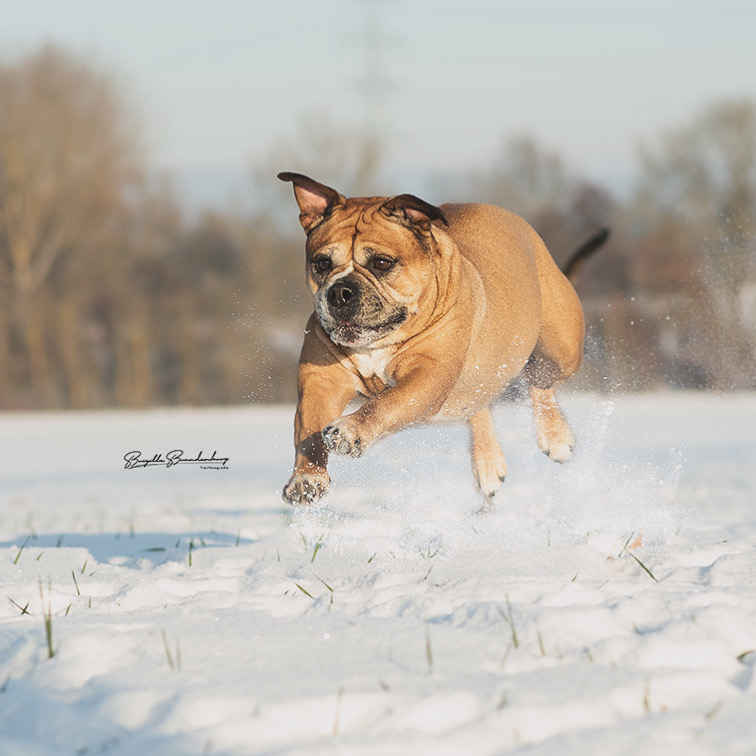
[306,200,386,249]
[306,200,440,263]
[315,198,379,230]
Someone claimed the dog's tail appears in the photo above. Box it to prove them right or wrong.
[561,227,610,283]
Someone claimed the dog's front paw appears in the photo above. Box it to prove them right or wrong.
[323,419,366,458]
[283,470,330,505]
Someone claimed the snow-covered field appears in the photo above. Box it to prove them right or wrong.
[1,393,755,755]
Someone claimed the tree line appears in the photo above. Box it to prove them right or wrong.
[0,46,754,410]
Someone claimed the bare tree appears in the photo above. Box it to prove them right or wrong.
[636,99,756,389]
[0,46,141,395]
[638,100,756,237]
[250,111,384,234]
[472,136,569,221]
[271,111,382,194]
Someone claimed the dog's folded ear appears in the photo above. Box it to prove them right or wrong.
[278,172,346,232]
[379,194,449,232]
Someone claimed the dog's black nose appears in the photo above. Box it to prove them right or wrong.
[327,280,360,312]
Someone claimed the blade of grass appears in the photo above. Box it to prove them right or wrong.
[294,583,315,599]
[314,575,333,592]
[706,700,724,721]
[161,628,175,671]
[500,596,519,649]
[13,536,31,565]
[39,581,54,659]
[425,627,433,675]
[7,597,32,615]
[628,551,658,582]
[500,642,512,670]
[332,687,344,735]
[314,575,334,610]
[535,619,545,656]
[619,532,635,556]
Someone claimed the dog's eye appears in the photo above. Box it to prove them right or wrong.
[313,257,332,273]
[372,257,395,272]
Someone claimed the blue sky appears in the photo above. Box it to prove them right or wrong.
[2,0,756,203]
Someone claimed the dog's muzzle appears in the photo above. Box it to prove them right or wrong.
[317,275,407,347]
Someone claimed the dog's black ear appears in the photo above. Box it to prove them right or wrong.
[278,172,346,232]
[379,194,449,232]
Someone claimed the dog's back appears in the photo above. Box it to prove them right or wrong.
[435,203,583,401]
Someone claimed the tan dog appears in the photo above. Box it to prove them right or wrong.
[278,172,606,506]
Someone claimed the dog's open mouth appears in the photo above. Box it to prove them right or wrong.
[325,309,408,347]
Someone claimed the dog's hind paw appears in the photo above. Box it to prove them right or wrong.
[473,457,507,498]
[541,442,573,462]
[322,420,365,458]
[283,471,330,504]
[537,432,574,463]
[530,387,575,463]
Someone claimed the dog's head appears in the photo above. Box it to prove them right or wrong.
[279,172,450,349]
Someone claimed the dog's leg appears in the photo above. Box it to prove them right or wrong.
[323,353,460,459]
[529,385,574,462]
[525,240,585,463]
[285,403,345,505]
[468,407,508,499]
[284,328,358,504]
[285,388,355,504]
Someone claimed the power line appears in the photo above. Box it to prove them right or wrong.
[351,0,400,138]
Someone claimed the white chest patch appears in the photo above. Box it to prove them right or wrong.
[349,347,396,388]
